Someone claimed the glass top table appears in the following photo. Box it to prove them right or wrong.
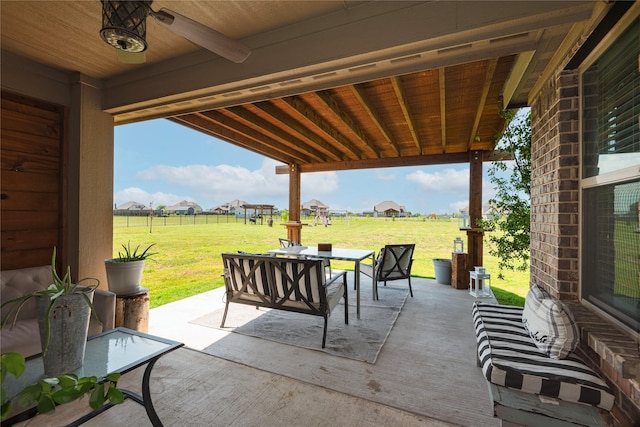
[268,246,376,319]
[4,327,183,426]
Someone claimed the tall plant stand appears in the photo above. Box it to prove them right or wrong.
[115,288,150,332]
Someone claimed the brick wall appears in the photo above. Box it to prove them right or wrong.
[530,69,580,301]
[530,69,640,427]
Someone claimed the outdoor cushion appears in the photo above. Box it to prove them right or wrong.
[472,301,614,410]
[522,285,579,359]
[1,265,116,358]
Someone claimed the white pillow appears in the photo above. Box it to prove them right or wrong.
[522,285,579,359]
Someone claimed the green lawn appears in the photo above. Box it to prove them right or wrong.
[113,215,530,308]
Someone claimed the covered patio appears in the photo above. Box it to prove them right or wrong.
[18,276,498,426]
[1,0,604,275]
[1,1,638,425]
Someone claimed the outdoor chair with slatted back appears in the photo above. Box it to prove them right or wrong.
[278,238,337,280]
[221,253,348,348]
[279,238,300,248]
[360,244,415,298]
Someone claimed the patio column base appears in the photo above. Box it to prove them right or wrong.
[282,221,305,244]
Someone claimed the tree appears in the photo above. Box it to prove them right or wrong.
[480,109,531,278]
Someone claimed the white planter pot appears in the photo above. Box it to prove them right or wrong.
[104,259,145,295]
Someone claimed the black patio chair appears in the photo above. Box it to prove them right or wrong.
[360,244,415,298]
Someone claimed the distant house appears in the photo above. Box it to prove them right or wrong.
[166,200,202,215]
[459,203,495,218]
[227,199,247,213]
[116,201,147,210]
[211,199,247,215]
[113,201,151,217]
[209,206,228,214]
[301,199,326,217]
[374,201,406,217]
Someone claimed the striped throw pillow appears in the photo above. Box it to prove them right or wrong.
[522,285,579,359]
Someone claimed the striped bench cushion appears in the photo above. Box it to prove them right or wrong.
[472,301,614,410]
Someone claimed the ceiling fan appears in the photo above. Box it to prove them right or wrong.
[99,0,251,64]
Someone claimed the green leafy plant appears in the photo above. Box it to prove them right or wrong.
[0,248,101,355]
[113,242,157,262]
[0,248,123,420]
[1,352,123,420]
[479,108,531,279]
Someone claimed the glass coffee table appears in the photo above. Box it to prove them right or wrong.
[3,327,183,426]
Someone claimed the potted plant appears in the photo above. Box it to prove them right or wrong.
[104,242,156,296]
[1,247,101,375]
[1,351,122,421]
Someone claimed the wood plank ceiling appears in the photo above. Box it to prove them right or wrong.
[171,55,515,173]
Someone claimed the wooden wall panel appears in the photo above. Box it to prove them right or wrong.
[1,91,65,271]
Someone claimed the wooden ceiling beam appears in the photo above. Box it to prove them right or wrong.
[311,91,380,158]
[254,101,345,162]
[439,68,447,153]
[350,84,400,156]
[281,96,363,160]
[170,115,301,164]
[391,76,421,153]
[468,58,498,149]
[224,106,326,163]
[197,110,313,164]
[276,150,514,174]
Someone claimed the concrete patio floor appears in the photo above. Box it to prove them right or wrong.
[16,274,500,426]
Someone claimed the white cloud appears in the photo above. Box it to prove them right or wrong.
[405,168,469,194]
[449,200,469,213]
[124,159,341,209]
[301,171,339,197]
[134,158,294,204]
[483,180,498,202]
[375,171,396,181]
[114,188,190,208]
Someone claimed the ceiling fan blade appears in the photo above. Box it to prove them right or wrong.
[151,8,251,63]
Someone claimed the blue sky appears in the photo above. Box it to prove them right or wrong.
[114,119,500,214]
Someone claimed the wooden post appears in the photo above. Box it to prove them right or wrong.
[468,151,484,269]
[286,163,303,243]
[115,288,149,332]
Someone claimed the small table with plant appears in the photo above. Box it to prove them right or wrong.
[3,327,183,426]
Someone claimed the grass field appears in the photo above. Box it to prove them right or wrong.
[113,215,529,308]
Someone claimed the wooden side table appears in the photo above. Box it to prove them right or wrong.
[115,287,150,332]
[451,252,469,289]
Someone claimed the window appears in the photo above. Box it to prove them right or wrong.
[583,181,639,330]
[582,16,640,178]
[581,16,640,331]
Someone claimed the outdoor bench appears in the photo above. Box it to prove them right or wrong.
[472,292,615,426]
[221,252,347,348]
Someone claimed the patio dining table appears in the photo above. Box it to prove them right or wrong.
[268,246,376,319]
